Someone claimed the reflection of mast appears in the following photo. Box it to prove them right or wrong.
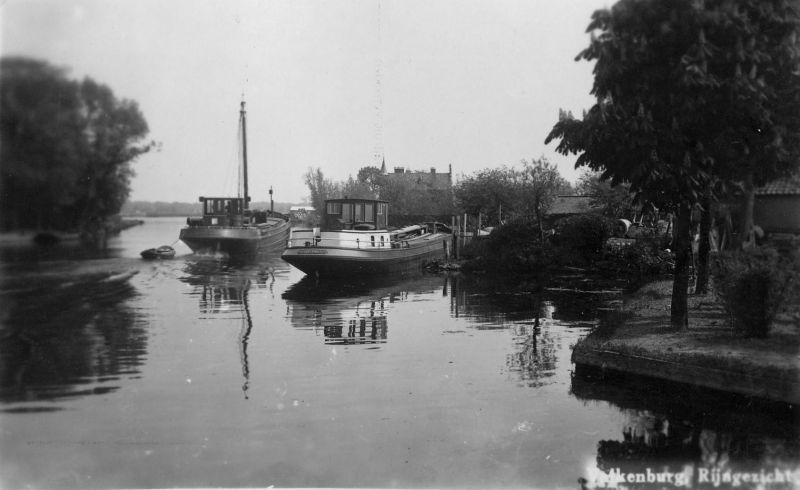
[238,280,253,399]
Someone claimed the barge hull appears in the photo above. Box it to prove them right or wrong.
[180,219,289,257]
[282,235,448,277]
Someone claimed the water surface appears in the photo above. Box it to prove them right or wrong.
[1,218,797,489]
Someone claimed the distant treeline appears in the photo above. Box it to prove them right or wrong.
[121,201,296,217]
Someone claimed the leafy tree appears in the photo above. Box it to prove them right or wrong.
[356,166,384,196]
[453,166,518,225]
[303,167,340,217]
[518,157,568,240]
[546,0,800,329]
[1,57,154,243]
[340,175,375,200]
[454,159,566,233]
[577,170,637,219]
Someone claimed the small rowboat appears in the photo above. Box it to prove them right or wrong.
[140,245,176,260]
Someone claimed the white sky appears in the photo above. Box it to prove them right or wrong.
[2,0,609,204]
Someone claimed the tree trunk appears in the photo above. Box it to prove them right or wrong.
[694,192,713,295]
[535,197,544,242]
[738,171,756,249]
[671,202,693,330]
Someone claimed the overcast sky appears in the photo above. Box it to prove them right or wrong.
[3,0,609,204]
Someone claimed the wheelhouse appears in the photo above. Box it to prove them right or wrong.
[323,198,388,231]
[194,196,249,226]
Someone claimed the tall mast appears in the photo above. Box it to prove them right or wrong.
[240,100,249,210]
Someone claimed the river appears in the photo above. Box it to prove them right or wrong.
[0,218,797,489]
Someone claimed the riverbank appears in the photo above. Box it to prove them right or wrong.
[0,218,143,245]
[572,279,800,404]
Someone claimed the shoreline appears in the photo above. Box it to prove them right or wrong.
[572,279,800,404]
[0,218,143,245]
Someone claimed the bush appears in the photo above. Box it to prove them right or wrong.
[711,248,798,338]
[554,214,616,265]
[461,222,555,278]
[600,239,674,277]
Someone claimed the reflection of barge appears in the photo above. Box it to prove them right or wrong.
[281,198,450,277]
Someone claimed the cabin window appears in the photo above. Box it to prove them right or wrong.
[380,235,385,247]
[326,202,341,215]
[364,203,374,223]
[377,203,388,228]
[355,203,365,222]
[371,235,375,247]
[342,203,353,223]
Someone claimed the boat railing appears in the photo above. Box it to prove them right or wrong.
[287,230,435,249]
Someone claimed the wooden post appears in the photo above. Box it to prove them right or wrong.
[463,213,467,249]
[455,215,460,260]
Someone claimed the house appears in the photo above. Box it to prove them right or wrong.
[380,162,453,192]
[755,173,800,236]
[548,195,602,220]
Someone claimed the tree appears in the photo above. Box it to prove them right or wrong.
[1,57,155,242]
[518,157,568,240]
[303,167,340,218]
[453,166,518,225]
[546,0,800,329]
[356,166,384,197]
[577,170,637,219]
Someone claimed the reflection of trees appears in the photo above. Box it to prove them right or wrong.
[506,322,557,387]
[572,374,800,488]
[0,271,144,406]
[447,275,564,386]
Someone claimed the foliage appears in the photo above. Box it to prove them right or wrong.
[0,57,155,236]
[518,158,569,238]
[577,170,638,219]
[553,214,615,265]
[545,0,800,329]
[461,222,555,277]
[711,248,799,338]
[303,167,339,219]
[600,239,675,278]
[356,166,384,196]
[340,175,375,200]
[547,0,800,206]
[453,157,568,227]
[453,166,518,224]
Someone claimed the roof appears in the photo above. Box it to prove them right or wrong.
[549,195,600,216]
[756,173,800,196]
[383,169,452,191]
[325,198,388,204]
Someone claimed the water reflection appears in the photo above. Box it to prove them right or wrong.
[572,373,800,489]
[282,274,445,345]
[179,257,289,398]
[0,270,144,409]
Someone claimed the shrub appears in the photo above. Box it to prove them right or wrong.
[600,239,674,277]
[711,248,799,338]
[461,222,555,278]
[554,214,615,265]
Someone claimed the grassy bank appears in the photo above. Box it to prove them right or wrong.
[573,280,800,403]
